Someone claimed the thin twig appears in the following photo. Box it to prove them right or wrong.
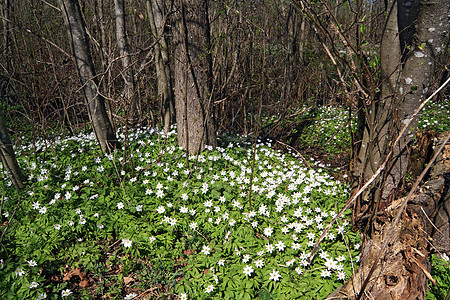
[420,206,443,236]
[0,15,72,59]
[276,140,311,168]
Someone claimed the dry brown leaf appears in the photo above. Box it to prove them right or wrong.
[124,276,134,285]
[63,268,85,282]
[79,279,91,288]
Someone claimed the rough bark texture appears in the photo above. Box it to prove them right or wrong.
[147,0,174,133]
[59,0,120,153]
[330,131,450,299]
[114,0,137,123]
[418,132,450,257]
[174,0,216,154]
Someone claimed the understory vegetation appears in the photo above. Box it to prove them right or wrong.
[418,96,450,133]
[1,101,449,300]
[295,105,356,155]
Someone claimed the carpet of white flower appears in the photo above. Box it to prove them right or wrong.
[418,96,450,132]
[294,105,356,155]
[0,127,360,299]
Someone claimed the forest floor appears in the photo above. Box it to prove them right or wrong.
[0,100,449,299]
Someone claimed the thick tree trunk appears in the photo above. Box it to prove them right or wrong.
[380,0,444,202]
[59,0,120,153]
[147,0,174,133]
[114,0,137,123]
[356,0,448,207]
[344,0,450,298]
[174,0,216,154]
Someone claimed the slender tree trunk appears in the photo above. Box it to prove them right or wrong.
[147,0,174,133]
[0,81,24,190]
[114,0,137,123]
[95,0,115,124]
[0,110,23,190]
[174,0,216,154]
[2,0,11,53]
[354,0,402,210]
[281,4,297,117]
[298,14,306,62]
[59,0,120,153]
[94,0,108,89]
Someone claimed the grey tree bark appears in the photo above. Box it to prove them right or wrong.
[59,0,120,153]
[339,0,450,298]
[298,14,306,62]
[354,0,403,211]
[174,0,217,154]
[0,81,24,190]
[114,0,137,123]
[147,0,174,133]
[355,0,448,213]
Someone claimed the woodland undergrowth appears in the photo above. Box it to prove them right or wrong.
[0,101,449,300]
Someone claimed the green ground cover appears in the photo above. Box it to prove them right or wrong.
[0,127,359,299]
[1,97,448,299]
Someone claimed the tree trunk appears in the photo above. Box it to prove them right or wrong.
[0,80,24,190]
[146,0,174,133]
[343,0,450,298]
[2,0,12,53]
[354,0,402,213]
[95,0,108,91]
[298,14,306,62]
[114,0,137,123]
[355,0,448,207]
[281,4,297,117]
[330,131,450,299]
[174,0,216,154]
[59,0,120,153]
